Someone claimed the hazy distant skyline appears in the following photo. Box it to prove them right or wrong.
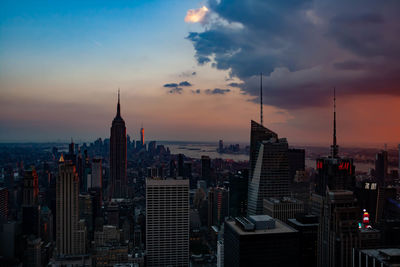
[1,0,400,146]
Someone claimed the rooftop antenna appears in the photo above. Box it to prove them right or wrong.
[260,72,263,126]
[117,88,121,117]
[331,87,339,158]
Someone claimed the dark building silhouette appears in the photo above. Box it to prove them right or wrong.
[229,170,248,217]
[208,187,229,227]
[375,150,388,186]
[247,121,290,215]
[0,187,8,221]
[23,167,39,206]
[288,148,305,181]
[22,168,41,236]
[311,90,359,267]
[110,91,127,198]
[178,154,184,177]
[201,155,212,186]
[249,120,278,179]
[287,214,319,267]
[224,215,300,267]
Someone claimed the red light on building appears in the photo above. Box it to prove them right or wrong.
[338,161,350,171]
[317,161,323,169]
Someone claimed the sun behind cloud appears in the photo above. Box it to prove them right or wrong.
[184,6,209,23]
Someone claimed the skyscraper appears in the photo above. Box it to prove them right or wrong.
[247,121,290,215]
[311,90,358,267]
[208,187,229,227]
[110,90,127,198]
[224,215,300,267]
[318,190,359,267]
[249,120,278,179]
[375,150,388,186]
[0,187,8,221]
[56,156,83,256]
[23,167,39,206]
[22,167,40,236]
[312,90,355,199]
[146,178,189,267]
[140,125,144,146]
[91,158,102,189]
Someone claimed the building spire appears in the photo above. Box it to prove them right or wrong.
[331,87,339,158]
[117,88,121,117]
[260,72,263,126]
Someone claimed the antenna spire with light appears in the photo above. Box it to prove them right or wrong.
[331,87,339,158]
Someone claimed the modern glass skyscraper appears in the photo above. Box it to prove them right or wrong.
[110,91,127,198]
[247,120,290,215]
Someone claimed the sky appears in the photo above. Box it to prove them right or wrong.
[1,0,400,147]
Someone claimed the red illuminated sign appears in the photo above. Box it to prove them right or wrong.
[338,162,349,171]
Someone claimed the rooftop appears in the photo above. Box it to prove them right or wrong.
[227,217,297,236]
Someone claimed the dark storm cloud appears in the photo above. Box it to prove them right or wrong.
[228,82,243,88]
[179,81,192,86]
[164,81,193,94]
[204,88,231,95]
[187,0,400,109]
[164,83,179,88]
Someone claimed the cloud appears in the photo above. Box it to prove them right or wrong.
[180,71,197,77]
[205,88,231,95]
[186,0,400,110]
[228,82,243,88]
[164,83,179,88]
[185,6,209,23]
[168,87,183,94]
[179,81,192,86]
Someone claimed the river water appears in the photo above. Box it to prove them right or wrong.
[165,142,378,172]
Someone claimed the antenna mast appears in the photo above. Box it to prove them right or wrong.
[331,87,339,158]
[260,72,263,126]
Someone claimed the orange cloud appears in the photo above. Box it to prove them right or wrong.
[184,6,209,23]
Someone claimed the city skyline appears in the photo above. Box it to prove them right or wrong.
[1,0,400,146]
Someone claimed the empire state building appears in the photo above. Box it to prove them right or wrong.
[110,90,127,198]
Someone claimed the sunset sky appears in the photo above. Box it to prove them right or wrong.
[1,0,400,146]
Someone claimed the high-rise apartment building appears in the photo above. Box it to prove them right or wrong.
[146,178,189,267]
[56,157,84,256]
[110,91,127,198]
